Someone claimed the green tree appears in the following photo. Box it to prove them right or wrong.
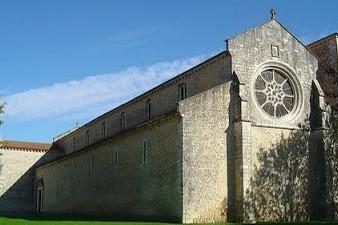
[324,109,338,219]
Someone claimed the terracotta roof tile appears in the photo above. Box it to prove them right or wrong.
[0,140,51,152]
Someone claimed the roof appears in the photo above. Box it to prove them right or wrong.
[0,140,51,152]
[226,18,319,60]
[37,110,180,169]
[54,51,228,143]
[307,32,338,47]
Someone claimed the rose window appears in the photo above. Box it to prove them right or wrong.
[255,69,295,118]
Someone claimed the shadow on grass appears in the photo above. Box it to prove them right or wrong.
[0,216,338,225]
[0,214,181,224]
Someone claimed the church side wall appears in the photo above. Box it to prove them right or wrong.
[36,115,183,222]
[0,149,45,215]
[57,53,230,156]
[179,83,231,223]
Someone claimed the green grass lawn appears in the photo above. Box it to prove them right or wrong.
[0,217,337,225]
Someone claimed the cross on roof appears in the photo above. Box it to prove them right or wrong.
[270,9,276,20]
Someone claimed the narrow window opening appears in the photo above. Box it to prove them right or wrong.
[102,121,106,139]
[121,112,126,130]
[86,130,90,145]
[114,149,119,168]
[91,154,95,176]
[73,161,77,179]
[37,187,43,213]
[143,140,148,165]
[145,99,151,120]
[179,84,187,101]
[72,137,76,151]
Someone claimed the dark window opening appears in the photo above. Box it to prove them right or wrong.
[121,112,126,130]
[37,188,43,213]
[102,121,106,139]
[114,149,119,168]
[86,130,90,145]
[143,140,148,165]
[179,84,187,101]
[145,99,151,120]
[72,137,76,151]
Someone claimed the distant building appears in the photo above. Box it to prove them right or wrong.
[1,14,337,223]
[0,140,50,215]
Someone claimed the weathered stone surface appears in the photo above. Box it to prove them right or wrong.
[3,18,336,224]
[179,83,231,223]
[37,116,183,221]
[308,33,338,106]
[0,149,45,214]
[228,19,320,222]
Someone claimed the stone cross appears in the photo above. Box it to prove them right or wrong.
[270,9,276,20]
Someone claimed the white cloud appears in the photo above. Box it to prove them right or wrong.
[3,55,206,120]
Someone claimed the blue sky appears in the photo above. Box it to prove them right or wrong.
[0,0,337,143]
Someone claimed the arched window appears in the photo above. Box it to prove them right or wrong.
[121,112,126,130]
[36,179,44,213]
[145,99,151,120]
[178,83,187,101]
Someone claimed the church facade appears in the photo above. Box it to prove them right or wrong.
[1,16,338,223]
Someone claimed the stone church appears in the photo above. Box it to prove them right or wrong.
[0,13,337,223]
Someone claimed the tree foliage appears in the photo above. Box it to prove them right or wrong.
[324,109,338,219]
[0,102,3,125]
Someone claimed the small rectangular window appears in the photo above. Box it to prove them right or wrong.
[145,99,151,120]
[102,121,106,139]
[91,154,95,176]
[86,130,90,145]
[72,137,76,151]
[143,140,148,165]
[179,84,187,101]
[121,112,126,130]
[37,188,43,213]
[73,161,77,179]
[114,149,119,168]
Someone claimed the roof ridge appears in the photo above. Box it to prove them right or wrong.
[1,139,51,151]
[307,32,338,47]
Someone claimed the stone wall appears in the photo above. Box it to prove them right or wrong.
[57,53,231,155]
[308,34,338,219]
[36,115,183,222]
[0,149,45,215]
[227,19,319,222]
[308,34,338,106]
[179,83,231,223]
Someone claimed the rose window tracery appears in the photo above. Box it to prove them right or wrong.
[255,69,295,118]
